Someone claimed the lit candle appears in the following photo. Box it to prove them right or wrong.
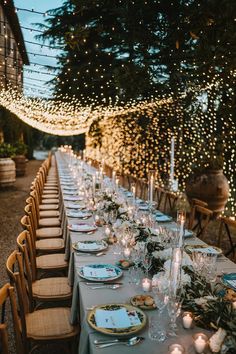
[168,344,185,354]
[92,175,96,194]
[142,278,151,292]
[171,349,182,354]
[178,215,185,248]
[170,136,175,187]
[149,174,154,205]
[124,247,131,258]
[105,226,111,236]
[182,312,193,329]
[115,177,119,189]
[131,184,136,198]
[193,334,207,353]
[112,170,116,182]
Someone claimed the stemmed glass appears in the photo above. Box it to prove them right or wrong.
[142,252,153,276]
[150,273,168,342]
[167,291,182,336]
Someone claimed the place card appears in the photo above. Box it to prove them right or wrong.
[95,308,141,329]
[83,266,117,278]
[77,242,100,250]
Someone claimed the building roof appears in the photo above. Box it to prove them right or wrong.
[1,0,30,65]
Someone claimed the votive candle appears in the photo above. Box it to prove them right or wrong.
[142,278,151,292]
[193,333,208,353]
[168,344,185,354]
[182,312,193,329]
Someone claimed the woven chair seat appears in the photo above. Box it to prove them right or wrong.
[38,218,61,228]
[42,189,58,194]
[32,277,71,299]
[36,254,68,269]
[35,238,64,251]
[43,186,58,191]
[41,198,59,204]
[26,307,77,339]
[42,193,59,199]
[39,204,59,210]
[36,227,62,239]
[39,210,60,218]
[44,183,58,187]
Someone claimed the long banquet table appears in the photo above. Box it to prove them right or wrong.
[55,151,236,354]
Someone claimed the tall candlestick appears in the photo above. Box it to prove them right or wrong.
[148,170,155,207]
[169,248,182,296]
[170,136,175,187]
[112,170,116,182]
[178,215,185,248]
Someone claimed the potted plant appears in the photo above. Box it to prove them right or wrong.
[185,137,229,213]
[12,141,28,176]
[0,143,16,187]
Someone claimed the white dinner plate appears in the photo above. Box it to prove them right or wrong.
[68,223,97,233]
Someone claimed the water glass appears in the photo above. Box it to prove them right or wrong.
[148,313,167,342]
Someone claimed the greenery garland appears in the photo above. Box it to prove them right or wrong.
[181,267,236,353]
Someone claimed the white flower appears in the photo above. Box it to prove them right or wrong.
[153,247,172,261]
[118,207,126,214]
[209,328,227,353]
[194,295,217,307]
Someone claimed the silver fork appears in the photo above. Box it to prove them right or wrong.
[90,284,121,290]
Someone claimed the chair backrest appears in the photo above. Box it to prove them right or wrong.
[163,190,178,215]
[218,216,236,256]
[24,202,37,243]
[0,283,25,354]
[154,186,165,210]
[189,204,213,239]
[6,251,31,351]
[17,230,37,281]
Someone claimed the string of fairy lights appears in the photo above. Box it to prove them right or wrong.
[0,2,235,213]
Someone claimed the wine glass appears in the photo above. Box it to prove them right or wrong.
[167,292,182,336]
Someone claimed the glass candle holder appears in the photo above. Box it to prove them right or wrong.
[182,311,194,329]
[142,278,152,292]
[193,333,208,353]
[168,343,185,354]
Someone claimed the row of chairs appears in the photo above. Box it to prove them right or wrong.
[1,154,79,354]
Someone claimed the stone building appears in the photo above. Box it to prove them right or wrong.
[0,0,29,90]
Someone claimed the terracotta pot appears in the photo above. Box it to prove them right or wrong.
[185,169,229,213]
[12,155,26,176]
[0,158,16,187]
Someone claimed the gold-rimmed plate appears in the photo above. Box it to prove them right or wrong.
[72,240,108,253]
[78,263,122,282]
[87,303,146,336]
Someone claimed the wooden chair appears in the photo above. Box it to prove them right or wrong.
[8,244,71,310]
[217,216,236,256]
[154,186,165,210]
[0,283,25,354]
[24,203,63,240]
[21,215,65,254]
[163,190,178,215]
[188,204,213,239]
[29,191,61,228]
[6,252,79,354]
[17,230,68,278]
[188,198,208,229]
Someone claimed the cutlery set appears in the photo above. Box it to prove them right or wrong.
[86,282,123,290]
[93,336,144,348]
